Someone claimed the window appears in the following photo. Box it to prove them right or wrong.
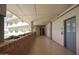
[4,11,31,40]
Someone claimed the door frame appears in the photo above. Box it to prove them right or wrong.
[64,16,76,54]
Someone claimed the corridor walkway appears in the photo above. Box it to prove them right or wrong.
[30,36,74,55]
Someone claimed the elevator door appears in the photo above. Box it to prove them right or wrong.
[65,16,76,54]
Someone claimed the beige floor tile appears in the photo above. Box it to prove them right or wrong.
[29,36,74,55]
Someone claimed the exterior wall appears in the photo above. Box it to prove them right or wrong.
[52,6,79,54]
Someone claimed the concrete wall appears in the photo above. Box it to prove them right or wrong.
[0,5,6,43]
[52,6,79,54]
[0,4,6,16]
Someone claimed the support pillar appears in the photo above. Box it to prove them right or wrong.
[0,4,6,43]
[31,21,34,32]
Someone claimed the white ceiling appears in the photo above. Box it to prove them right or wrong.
[7,4,73,25]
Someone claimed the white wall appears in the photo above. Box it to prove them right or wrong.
[52,6,79,54]
[45,23,51,38]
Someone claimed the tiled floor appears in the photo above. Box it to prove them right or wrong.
[30,36,75,55]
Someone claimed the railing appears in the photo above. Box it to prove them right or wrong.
[0,32,36,55]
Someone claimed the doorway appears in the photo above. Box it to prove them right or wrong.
[40,27,45,35]
[64,16,76,54]
[36,25,45,36]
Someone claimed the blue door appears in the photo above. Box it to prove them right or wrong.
[65,17,76,54]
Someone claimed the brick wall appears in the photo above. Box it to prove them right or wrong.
[0,32,36,55]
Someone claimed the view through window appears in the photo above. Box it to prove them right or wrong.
[4,11,31,40]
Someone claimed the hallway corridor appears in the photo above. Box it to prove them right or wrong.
[30,36,74,55]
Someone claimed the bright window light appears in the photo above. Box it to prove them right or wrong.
[4,11,31,39]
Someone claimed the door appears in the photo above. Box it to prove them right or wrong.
[41,27,45,35]
[40,27,45,35]
[64,16,76,54]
